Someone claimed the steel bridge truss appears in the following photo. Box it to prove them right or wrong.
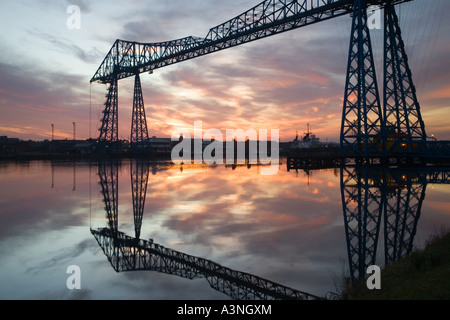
[340,0,383,158]
[91,228,320,300]
[98,161,119,234]
[131,74,149,147]
[340,0,428,158]
[98,77,118,143]
[383,4,426,146]
[91,0,424,158]
[131,159,149,239]
[93,160,321,300]
[341,166,450,282]
[341,166,383,281]
[95,161,450,296]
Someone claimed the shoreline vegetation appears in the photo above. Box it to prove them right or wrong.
[337,230,450,300]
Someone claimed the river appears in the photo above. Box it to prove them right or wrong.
[0,159,448,300]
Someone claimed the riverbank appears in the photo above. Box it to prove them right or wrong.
[340,230,450,300]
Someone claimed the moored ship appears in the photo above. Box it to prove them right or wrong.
[289,124,323,149]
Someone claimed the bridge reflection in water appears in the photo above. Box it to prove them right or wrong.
[91,159,321,300]
[341,166,449,283]
[91,160,449,299]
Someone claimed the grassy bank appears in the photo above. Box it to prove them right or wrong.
[340,231,450,300]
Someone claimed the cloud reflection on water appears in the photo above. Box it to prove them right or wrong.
[0,160,449,299]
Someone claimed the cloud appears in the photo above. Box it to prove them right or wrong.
[64,0,91,14]
[29,30,102,64]
[145,30,346,141]
[116,0,258,42]
[26,239,95,275]
[0,61,91,140]
[1,0,449,142]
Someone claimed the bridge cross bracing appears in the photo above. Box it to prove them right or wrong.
[92,161,450,298]
[91,0,430,159]
[341,166,450,282]
[93,160,323,300]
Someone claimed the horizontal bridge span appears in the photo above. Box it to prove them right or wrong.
[90,0,412,84]
[91,227,321,300]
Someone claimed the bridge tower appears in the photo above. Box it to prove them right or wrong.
[383,2,427,151]
[92,161,320,300]
[130,158,149,239]
[91,0,433,159]
[341,0,428,159]
[99,76,119,143]
[383,170,426,265]
[341,166,426,283]
[131,74,149,148]
[340,0,383,159]
[98,73,149,149]
[341,166,383,281]
[98,161,119,235]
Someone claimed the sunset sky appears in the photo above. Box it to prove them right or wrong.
[0,0,449,142]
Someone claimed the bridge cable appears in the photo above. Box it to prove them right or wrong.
[418,0,445,97]
[90,83,92,139]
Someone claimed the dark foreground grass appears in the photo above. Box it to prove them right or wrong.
[340,231,450,300]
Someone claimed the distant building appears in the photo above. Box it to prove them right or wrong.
[72,142,95,155]
[148,136,172,155]
[0,136,23,155]
[0,136,20,144]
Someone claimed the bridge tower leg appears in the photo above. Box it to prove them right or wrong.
[98,161,119,235]
[130,159,149,239]
[131,74,149,149]
[383,171,426,265]
[341,167,383,282]
[383,3,427,153]
[99,75,119,143]
[340,0,383,160]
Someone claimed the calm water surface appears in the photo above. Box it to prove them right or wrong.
[0,159,449,300]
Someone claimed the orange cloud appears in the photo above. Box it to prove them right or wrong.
[424,86,450,100]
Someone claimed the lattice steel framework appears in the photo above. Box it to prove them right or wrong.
[91,0,415,148]
[92,160,321,300]
[341,166,383,281]
[91,228,321,300]
[383,170,426,264]
[130,159,149,239]
[131,74,149,146]
[339,166,450,282]
[91,0,411,84]
[383,2,427,150]
[98,76,119,142]
[340,0,383,158]
[98,161,119,235]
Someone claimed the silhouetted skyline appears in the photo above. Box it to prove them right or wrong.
[1,0,449,142]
